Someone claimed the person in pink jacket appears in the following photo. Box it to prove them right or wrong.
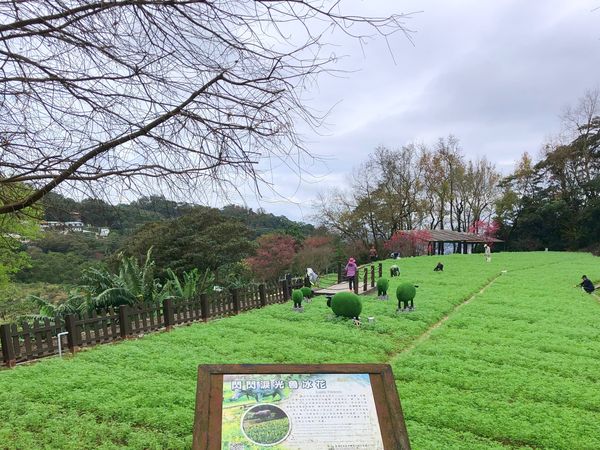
[345,257,358,291]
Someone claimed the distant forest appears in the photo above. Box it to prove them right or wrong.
[41,192,314,239]
[11,193,321,286]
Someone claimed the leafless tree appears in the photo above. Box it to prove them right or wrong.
[553,87,600,197]
[0,1,412,214]
[316,134,502,252]
[461,157,501,227]
[314,188,369,245]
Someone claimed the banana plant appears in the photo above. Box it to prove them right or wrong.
[83,248,166,310]
[162,267,214,301]
[33,248,216,317]
[29,289,91,319]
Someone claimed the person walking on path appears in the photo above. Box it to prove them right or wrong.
[484,244,492,262]
[345,257,358,291]
[578,275,596,294]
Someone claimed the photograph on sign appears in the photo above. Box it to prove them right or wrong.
[221,373,384,449]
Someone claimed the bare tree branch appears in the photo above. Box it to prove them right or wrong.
[0,1,414,212]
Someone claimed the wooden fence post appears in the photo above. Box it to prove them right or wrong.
[337,263,342,283]
[371,265,375,287]
[353,274,359,294]
[200,293,209,322]
[282,279,290,301]
[363,268,368,292]
[64,314,79,353]
[259,284,267,307]
[119,305,130,339]
[163,298,174,331]
[378,263,382,278]
[232,288,240,315]
[0,323,16,368]
[285,274,292,298]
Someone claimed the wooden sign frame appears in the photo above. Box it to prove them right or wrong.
[193,363,411,449]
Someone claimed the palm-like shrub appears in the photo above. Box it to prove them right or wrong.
[30,290,91,319]
[376,278,389,296]
[162,267,214,300]
[32,248,210,318]
[331,292,362,318]
[82,249,166,310]
[83,249,163,309]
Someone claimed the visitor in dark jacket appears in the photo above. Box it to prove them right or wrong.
[579,275,595,294]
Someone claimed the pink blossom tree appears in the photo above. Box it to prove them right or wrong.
[384,230,432,257]
[246,233,296,281]
[468,220,500,246]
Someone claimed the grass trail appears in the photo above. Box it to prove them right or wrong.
[0,252,598,449]
[398,272,503,356]
[391,254,600,449]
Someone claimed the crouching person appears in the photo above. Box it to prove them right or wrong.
[579,275,596,294]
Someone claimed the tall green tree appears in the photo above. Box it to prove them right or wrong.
[118,208,256,277]
[496,89,600,251]
[316,138,500,254]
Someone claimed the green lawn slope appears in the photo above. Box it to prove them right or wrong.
[0,252,598,449]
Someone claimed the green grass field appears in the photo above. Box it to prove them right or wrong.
[0,252,598,449]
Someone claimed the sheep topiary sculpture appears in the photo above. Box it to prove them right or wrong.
[300,286,313,299]
[331,291,362,319]
[376,278,389,299]
[291,289,304,310]
[396,282,416,312]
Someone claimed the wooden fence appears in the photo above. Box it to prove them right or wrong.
[0,264,385,369]
[0,280,290,368]
[337,262,383,284]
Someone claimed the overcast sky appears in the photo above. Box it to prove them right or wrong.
[234,0,600,222]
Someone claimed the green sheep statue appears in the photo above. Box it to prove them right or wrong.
[331,291,362,319]
[396,282,417,312]
[300,286,313,302]
[376,278,389,300]
[291,289,304,311]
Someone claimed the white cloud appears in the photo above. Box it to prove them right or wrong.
[204,1,600,222]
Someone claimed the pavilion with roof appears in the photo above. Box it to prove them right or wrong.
[405,229,503,255]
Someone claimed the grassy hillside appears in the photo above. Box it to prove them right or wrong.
[0,252,598,449]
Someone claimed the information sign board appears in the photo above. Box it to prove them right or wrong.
[193,364,411,450]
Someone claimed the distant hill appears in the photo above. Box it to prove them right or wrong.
[41,193,314,238]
